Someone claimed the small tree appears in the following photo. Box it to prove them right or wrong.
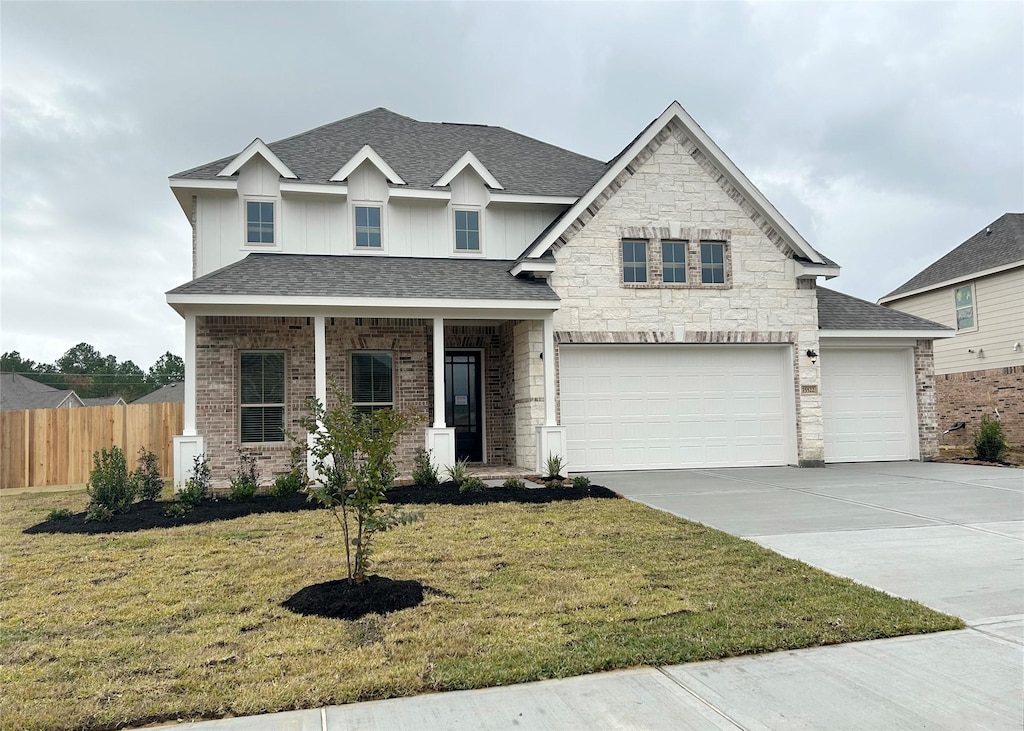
[974,414,1008,462]
[131,447,164,501]
[299,394,422,585]
[87,446,135,516]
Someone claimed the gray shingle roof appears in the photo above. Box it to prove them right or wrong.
[0,373,82,411]
[173,108,608,198]
[817,287,950,331]
[168,254,560,302]
[883,213,1024,300]
[132,382,184,404]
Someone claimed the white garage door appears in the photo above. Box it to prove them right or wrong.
[821,348,917,463]
[559,345,794,471]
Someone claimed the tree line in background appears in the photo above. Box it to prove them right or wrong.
[1,344,184,403]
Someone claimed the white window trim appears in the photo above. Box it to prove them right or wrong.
[451,205,484,256]
[351,350,395,412]
[239,350,287,445]
[351,200,387,253]
[953,283,978,332]
[241,196,281,251]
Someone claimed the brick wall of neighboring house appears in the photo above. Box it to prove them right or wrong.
[547,117,823,465]
[935,366,1024,450]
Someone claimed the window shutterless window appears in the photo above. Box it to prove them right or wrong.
[662,240,687,283]
[454,209,480,251]
[239,352,285,443]
[700,241,726,284]
[354,206,382,248]
[622,240,648,283]
[351,352,393,417]
[954,285,975,329]
[246,201,275,244]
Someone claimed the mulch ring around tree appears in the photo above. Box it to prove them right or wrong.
[282,575,425,620]
[385,481,619,506]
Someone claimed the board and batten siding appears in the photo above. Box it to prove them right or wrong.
[887,267,1024,374]
[192,157,566,277]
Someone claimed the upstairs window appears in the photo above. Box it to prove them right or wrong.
[662,240,687,283]
[622,240,648,283]
[954,285,975,330]
[351,352,393,417]
[240,352,285,443]
[246,201,275,245]
[700,241,726,284]
[454,209,481,251]
[354,205,382,248]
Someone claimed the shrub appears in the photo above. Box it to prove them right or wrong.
[163,502,189,518]
[131,447,164,501]
[974,414,1008,462]
[178,454,211,507]
[84,504,114,523]
[228,450,260,500]
[271,447,307,498]
[411,448,440,488]
[572,475,591,489]
[544,453,566,480]
[502,477,526,490]
[47,508,73,521]
[459,476,486,494]
[445,458,469,487]
[87,446,135,515]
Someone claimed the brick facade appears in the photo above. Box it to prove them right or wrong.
[935,365,1024,449]
[913,340,939,460]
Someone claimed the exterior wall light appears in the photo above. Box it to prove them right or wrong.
[805,349,818,364]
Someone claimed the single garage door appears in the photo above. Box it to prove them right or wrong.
[559,345,795,471]
[821,348,917,463]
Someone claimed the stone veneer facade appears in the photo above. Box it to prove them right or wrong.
[547,119,824,465]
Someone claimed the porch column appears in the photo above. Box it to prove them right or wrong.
[173,313,204,489]
[314,315,327,406]
[425,315,456,468]
[536,313,567,473]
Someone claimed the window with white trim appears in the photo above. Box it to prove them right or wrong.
[354,205,382,248]
[700,241,726,284]
[351,352,393,417]
[622,240,648,283]
[662,240,687,283]
[246,200,275,245]
[454,208,481,251]
[239,352,285,443]
[954,284,975,330]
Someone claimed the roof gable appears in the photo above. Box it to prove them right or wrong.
[433,151,503,190]
[880,213,1024,302]
[0,373,83,411]
[330,144,406,185]
[217,138,297,179]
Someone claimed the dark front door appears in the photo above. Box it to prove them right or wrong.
[445,351,483,462]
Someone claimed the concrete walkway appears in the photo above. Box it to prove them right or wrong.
[160,462,1024,730]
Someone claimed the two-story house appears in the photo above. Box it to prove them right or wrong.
[166,102,951,487]
[880,213,1023,449]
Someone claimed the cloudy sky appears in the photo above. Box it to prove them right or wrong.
[2,1,1022,368]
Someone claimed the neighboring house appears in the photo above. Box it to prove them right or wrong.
[880,213,1024,448]
[166,102,951,486]
[132,382,185,404]
[81,396,128,407]
[0,373,84,411]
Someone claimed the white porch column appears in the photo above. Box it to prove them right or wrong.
[536,313,567,474]
[426,315,456,468]
[314,315,327,406]
[173,313,204,489]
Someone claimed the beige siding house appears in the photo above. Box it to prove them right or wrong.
[880,213,1024,448]
[166,103,952,488]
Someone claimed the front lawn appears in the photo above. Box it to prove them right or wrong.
[1,487,962,731]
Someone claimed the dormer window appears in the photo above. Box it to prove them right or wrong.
[354,205,382,248]
[246,200,275,245]
[454,208,480,252]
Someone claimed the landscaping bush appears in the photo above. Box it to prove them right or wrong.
[271,446,307,498]
[444,458,469,487]
[572,475,591,489]
[131,447,164,501]
[974,414,1008,462]
[46,508,73,521]
[87,446,135,516]
[544,453,566,480]
[177,454,211,508]
[411,448,439,488]
[503,477,526,490]
[228,450,260,500]
[84,503,114,523]
[458,476,485,494]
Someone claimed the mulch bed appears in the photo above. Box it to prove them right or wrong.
[24,482,618,535]
[934,456,1020,468]
[282,575,425,620]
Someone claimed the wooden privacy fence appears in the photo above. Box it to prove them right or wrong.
[0,403,184,490]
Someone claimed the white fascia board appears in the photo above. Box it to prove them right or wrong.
[523,102,825,265]
[167,298,558,322]
[280,181,349,196]
[877,261,1024,304]
[796,262,841,279]
[510,260,557,276]
[330,144,406,185]
[489,193,578,205]
[169,177,238,191]
[819,329,955,340]
[433,151,503,190]
[388,187,451,201]
[217,138,297,179]
[167,293,559,312]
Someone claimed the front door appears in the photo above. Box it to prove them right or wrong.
[445,351,483,462]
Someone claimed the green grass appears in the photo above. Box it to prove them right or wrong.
[1,489,962,730]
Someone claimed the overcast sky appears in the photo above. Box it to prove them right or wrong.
[2,1,1022,368]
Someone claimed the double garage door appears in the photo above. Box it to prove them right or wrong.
[559,344,917,471]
